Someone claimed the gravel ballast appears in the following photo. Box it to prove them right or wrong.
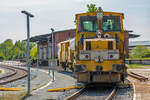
[0,61,77,100]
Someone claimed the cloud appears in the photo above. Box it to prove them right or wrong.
[72,0,91,3]
[1,0,51,7]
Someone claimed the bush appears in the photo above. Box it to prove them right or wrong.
[129,45,150,59]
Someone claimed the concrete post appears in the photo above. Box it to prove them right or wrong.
[47,37,51,75]
[36,41,39,70]
[51,28,55,82]
[21,10,34,96]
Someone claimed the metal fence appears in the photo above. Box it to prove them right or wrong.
[125,60,150,65]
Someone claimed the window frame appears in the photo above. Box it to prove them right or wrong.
[78,15,122,33]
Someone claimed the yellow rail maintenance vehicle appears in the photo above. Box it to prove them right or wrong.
[73,7,127,83]
[58,38,75,71]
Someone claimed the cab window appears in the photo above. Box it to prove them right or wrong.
[79,16,121,32]
[103,16,121,32]
[79,16,97,32]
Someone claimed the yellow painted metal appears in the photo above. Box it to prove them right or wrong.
[75,12,124,50]
[77,72,121,83]
[76,60,123,71]
[75,11,124,52]
[119,82,133,87]
[0,87,24,91]
[58,9,127,83]
[59,41,70,62]
[59,39,75,67]
[74,10,126,83]
[84,38,116,50]
[48,86,83,92]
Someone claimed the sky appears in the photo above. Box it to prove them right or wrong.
[0,0,150,43]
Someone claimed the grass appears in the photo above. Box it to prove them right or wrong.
[0,92,26,100]
[126,57,150,60]
[127,64,150,69]
[0,69,2,73]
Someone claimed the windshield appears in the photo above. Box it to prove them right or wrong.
[79,16,121,32]
[79,16,97,32]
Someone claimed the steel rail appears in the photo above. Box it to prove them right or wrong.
[105,87,117,100]
[0,64,27,85]
[0,66,17,79]
[64,86,116,100]
[64,87,86,100]
[128,71,148,81]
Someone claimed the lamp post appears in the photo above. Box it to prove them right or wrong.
[47,36,51,75]
[21,10,34,96]
[51,28,55,82]
[36,41,39,70]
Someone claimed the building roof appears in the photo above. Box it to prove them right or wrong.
[29,29,139,42]
[30,33,51,42]
[30,29,75,42]
[128,33,140,38]
[129,41,150,46]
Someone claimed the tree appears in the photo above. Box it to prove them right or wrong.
[130,45,150,59]
[87,4,98,12]
[30,45,37,61]
[0,39,37,62]
[0,52,5,60]
[0,39,13,60]
[13,40,26,59]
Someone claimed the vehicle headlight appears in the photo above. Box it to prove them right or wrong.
[108,50,119,60]
[96,66,103,71]
[79,53,90,60]
[74,65,86,72]
[113,64,124,72]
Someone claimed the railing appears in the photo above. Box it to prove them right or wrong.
[125,59,150,65]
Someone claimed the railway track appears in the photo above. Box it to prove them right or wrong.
[0,64,27,85]
[128,71,148,82]
[65,85,117,100]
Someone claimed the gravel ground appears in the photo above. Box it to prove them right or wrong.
[75,87,114,100]
[0,62,51,98]
[128,68,150,100]
[0,61,78,100]
[0,66,14,77]
[112,79,134,100]
[26,70,76,100]
[57,89,79,100]
[0,67,37,95]
[113,87,133,100]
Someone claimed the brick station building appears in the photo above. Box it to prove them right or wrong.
[30,29,139,65]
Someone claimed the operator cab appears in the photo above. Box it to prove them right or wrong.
[79,15,121,33]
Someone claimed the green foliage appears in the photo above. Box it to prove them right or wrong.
[30,45,37,61]
[0,52,5,60]
[0,39,13,60]
[128,64,150,69]
[129,45,150,59]
[87,4,98,12]
[0,39,36,61]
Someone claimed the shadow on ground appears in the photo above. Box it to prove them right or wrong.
[57,70,75,78]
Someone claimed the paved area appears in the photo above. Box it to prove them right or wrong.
[0,65,51,96]
[0,61,76,100]
[0,66,12,77]
[26,71,76,100]
[128,68,150,100]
